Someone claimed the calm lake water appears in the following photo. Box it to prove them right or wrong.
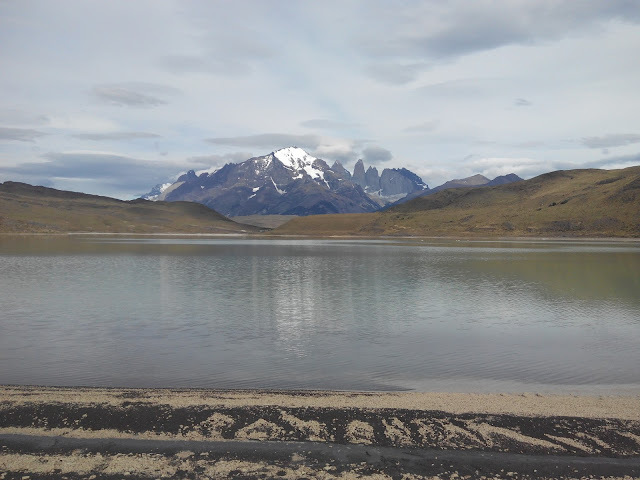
[1,235,639,393]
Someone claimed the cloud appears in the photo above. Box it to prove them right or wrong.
[362,146,392,164]
[418,77,501,97]
[585,152,640,170]
[47,114,120,132]
[462,156,557,180]
[320,150,359,165]
[72,132,161,141]
[0,127,47,142]
[459,152,640,183]
[365,63,428,85]
[313,140,367,165]
[92,84,172,107]
[187,152,254,165]
[160,55,252,76]
[0,151,213,197]
[206,133,323,150]
[0,108,49,126]
[204,134,369,167]
[513,140,546,148]
[300,119,358,130]
[403,120,439,133]
[358,1,640,61]
[185,152,256,175]
[157,5,274,77]
[203,134,374,167]
[2,2,639,199]
[582,134,640,148]
[185,152,255,175]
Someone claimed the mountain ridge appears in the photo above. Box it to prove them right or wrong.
[384,172,524,208]
[2,164,639,237]
[271,165,640,238]
[142,147,429,216]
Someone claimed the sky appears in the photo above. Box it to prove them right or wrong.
[1,0,640,199]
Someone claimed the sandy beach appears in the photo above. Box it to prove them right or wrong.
[1,386,639,479]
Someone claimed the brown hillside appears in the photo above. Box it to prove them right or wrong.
[273,166,640,237]
[0,182,260,234]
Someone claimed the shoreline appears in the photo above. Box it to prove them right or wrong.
[2,386,639,479]
[2,385,640,420]
[2,231,640,243]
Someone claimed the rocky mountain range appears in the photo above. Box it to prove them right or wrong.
[350,159,428,205]
[142,147,522,217]
[142,147,428,216]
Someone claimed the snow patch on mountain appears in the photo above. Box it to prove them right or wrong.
[196,166,220,176]
[142,182,176,201]
[248,186,260,199]
[273,147,328,187]
[273,146,313,167]
[158,182,173,194]
[270,177,285,195]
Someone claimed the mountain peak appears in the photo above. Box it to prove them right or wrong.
[272,146,327,184]
[447,174,490,186]
[273,147,316,167]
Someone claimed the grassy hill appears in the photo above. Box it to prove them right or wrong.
[0,182,260,234]
[273,166,640,238]
[230,214,296,228]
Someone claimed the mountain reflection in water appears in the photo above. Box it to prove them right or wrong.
[1,236,638,393]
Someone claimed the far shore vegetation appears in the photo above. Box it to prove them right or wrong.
[2,165,639,238]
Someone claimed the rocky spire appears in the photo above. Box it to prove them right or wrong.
[365,166,380,191]
[352,159,366,188]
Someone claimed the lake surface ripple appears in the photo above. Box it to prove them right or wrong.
[1,236,639,393]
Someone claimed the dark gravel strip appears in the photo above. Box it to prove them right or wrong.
[2,402,640,457]
[2,433,640,479]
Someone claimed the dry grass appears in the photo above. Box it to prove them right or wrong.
[272,166,640,237]
[0,182,261,234]
[230,214,297,228]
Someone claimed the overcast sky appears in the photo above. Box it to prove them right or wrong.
[1,1,640,199]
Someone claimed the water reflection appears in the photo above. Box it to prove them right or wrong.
[0,236,639,392]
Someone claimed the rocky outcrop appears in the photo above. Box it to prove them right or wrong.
[380,168,426,196]
[365,166,380,191]
[331,161,352,181]
[352,159,366,188]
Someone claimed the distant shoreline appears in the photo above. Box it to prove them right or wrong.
[2,231,640,242]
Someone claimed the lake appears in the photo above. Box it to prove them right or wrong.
[1,235,639,393]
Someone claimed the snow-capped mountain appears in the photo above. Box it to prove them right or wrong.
[141,147,525,217]
[143,147,382,216]
[272,147,328,186]
[140,147,434,216]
